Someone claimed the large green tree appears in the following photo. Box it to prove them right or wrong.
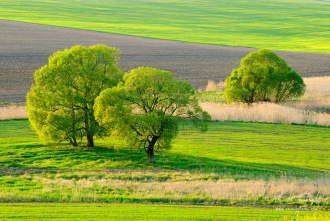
[224,49,306,104]
[27,45,122,147]
[94,67,211,163]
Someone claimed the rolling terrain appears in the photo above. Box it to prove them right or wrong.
[1,20,330,104]
[1,0,329,53]
[0,0,329,219]
[0,120,329,205]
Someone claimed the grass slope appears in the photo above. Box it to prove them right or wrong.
[0,203,328,221]
[0,119,329,207]
[0,0,329,53]
[1,120,329,177]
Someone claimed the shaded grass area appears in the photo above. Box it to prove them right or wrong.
[0,120,329,176]
[0,120,329,207]
[0,203,327,221]
[0,0,329,53]
[1,120,329,177]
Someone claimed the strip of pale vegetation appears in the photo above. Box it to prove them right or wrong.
[2,77,328,126]
[197,76,330,126]
[201,102,330,126]
[1,170,329,207]
[0,0,329,53]
[0,105,26,120]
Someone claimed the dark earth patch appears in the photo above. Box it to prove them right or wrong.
[1,20,330,103]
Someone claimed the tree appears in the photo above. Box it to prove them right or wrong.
[94,67,211,163]
[224,49,306,104]
[27,45,122,147]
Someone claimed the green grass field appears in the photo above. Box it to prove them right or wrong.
[1,203,328,221]
[1,120,329,176]
[0,0,329,53]
[0,119,329,208]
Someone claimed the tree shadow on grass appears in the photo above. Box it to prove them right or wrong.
[2,143,327,179]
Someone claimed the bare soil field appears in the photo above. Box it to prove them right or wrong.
[1,20,330,104]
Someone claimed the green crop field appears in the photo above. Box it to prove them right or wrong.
[0,0,329,53]
[0,203,328,221]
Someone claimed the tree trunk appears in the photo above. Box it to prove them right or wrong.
[147,148,155,163]
[71,107,78,147]
[147,136,158,163]
[86,134,94,147]
[84,108,94,148]
[68,136,78,147]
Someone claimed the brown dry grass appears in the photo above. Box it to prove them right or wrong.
[0,105,27,120]
[199,76,330,125]
[303,76,330,98]
[198,80,226,91]
[1,77,329,125]
[201,102,330,126]
[200,76,330,97]
[11,171,328,204]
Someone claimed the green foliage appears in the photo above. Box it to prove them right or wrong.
[94,67,211,162]
[27,45,122,147]
[1,0,330,53]
[224,49,306,104]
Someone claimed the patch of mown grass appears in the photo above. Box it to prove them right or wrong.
[0,0,329,53]
[0,203,328,221]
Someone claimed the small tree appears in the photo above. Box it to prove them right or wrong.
[94,67,211,163]
[224,49,306,104]
[27,45,122,147]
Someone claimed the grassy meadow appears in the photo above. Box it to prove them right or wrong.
[1,1,330,218]
[0,119,329,208]
[0,0,330,53]
[1,203,329,221]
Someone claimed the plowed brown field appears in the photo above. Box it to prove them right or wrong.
[1,20,330,103]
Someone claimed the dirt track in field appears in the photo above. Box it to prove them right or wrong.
[1,20,330,103]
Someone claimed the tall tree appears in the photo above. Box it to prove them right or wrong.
[94,67,211,163]
[27,45,122,147]
[224,49,306,104]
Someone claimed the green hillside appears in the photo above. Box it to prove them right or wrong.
[1,120,329,176]
[0,120,329,207]
[0,0,329,53]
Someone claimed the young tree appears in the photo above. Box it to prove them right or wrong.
[224,49,306,104]
[94,67,211,163]
[27,45,122,147]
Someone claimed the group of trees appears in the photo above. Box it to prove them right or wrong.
[27,46,305,163]
[27,45,210,163]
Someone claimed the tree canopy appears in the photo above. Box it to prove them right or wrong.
[94,67,211,163]
[27,45,122,147]
[224,49,306,104]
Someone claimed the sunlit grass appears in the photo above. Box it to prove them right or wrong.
[0,0,329,53]
[1,120,329,177]
[0,109,329,206]
[1,203,328,221]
